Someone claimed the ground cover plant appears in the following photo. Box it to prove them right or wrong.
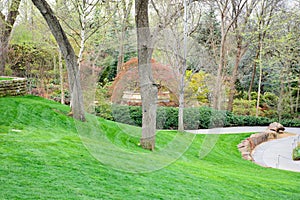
[0,96,299,199]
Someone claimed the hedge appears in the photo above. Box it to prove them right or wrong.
[95,105,283,130]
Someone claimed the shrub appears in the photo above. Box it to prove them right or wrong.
[280,119,300,127]
[292,145,300,161]
[184,107,201,129]
[233,99,257,116]
[161,107,178,129]
[96,105,294,130]
[111,105,141,127]
[95,103,113,120]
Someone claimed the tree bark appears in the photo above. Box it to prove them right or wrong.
[135,0,157,151]
[117,0,133,74]
[178,91,184,132]
[227,37,243,112]
[213,33,226,110]
[32,0,85,121]
[256,38,263,117]
[277,71,284,122]
[0,0,22,75]
[117,31,126,74]
[58,48,65,104]
[296,72,300,113]
[178,0,189,132]
[248,50,259,100]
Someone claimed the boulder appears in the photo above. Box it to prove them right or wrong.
[264,129,278,139]
[268,122,285,133]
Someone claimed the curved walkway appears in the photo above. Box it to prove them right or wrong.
[187,127,300,173]
[252,132,300,172]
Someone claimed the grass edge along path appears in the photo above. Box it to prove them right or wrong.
[0,96,299,199]
[0,77,13,81]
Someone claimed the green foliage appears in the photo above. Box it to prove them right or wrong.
[157,106,178,129]
[98,55,117,83]
[262,92,278,107]
[233,99,257,116]
[110,105,142,127]
[94,82,113,120]
[8,43,55,77]
[185,71,210,106]
[101,105,273,130]
[292,145,300,161]
[279,119,300,127]
[0,77,13,81]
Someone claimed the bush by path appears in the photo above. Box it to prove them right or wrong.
[96,105,299,129]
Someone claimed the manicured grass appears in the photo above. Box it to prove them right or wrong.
[0,96,299,199]
[0,77,13,81]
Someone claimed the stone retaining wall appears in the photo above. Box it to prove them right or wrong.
[237,122,285,161]
[237,132,269,160]
[0,77,27,97]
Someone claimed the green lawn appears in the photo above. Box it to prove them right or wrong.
[0,77,13,81]
[0,96,299,199]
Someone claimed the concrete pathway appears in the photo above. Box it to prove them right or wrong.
[187,127,300,173]
[252,133,300,172]
[187,126,267,134]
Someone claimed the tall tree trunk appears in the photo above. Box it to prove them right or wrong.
[117,31,125,73]
[213,33,226,110]
[0,0,22,75]
[178,0,189,132]
[227,38,243,112]
[117,0,133,74]
[256,39,263,117]
[288,79,294,115]
[135,0,157,151]
[278,71,285,122]
[58,48,65,104]
[296,72,300,113]
[32,0,85,121]
[248,50,259,100]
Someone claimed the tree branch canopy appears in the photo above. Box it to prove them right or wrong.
[31,0,85,121]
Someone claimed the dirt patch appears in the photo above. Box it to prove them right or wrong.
[269,132,296,140]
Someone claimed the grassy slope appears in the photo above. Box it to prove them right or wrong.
[0,96,299,199]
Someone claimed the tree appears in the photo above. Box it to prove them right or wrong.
[135,0,158,150]
[151,0,203,132]
[116,0,133,73]
[247,0,281,102]
[212,0,247,110]
[254,0,281,117]
[55,0,115,70]
[0,0,22,75]
[227,0,258,112]
[31,0,85,121]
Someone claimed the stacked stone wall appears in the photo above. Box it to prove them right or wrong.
[0,77,27,97]
[237,122,285,161]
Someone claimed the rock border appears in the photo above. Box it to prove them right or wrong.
[237,122,285,161]
[0,76,27,97]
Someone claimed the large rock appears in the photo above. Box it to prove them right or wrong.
[265,129,278,139]
[268,122,285,133]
